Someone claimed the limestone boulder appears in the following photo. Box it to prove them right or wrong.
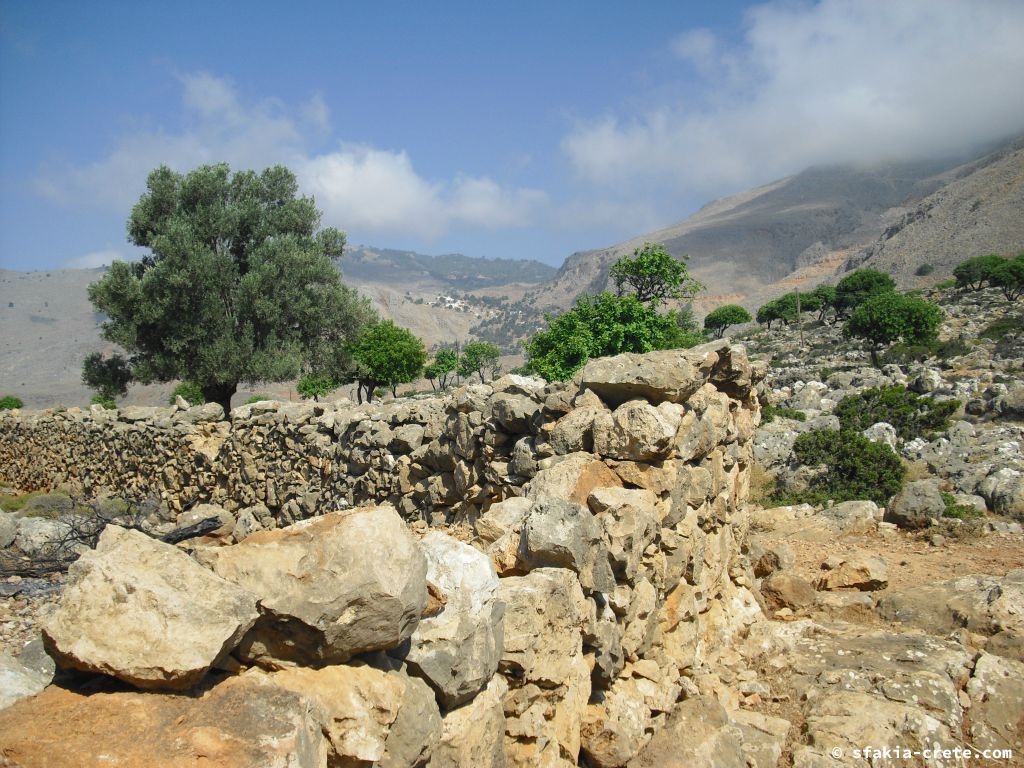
[886,479,945,529]
[527,452,622,506]
[580,343,735,407]
[475,497,533,546]
[587,487,659,584]
[815,553,888,592]
[580,678,652,768]
[747,536,795,577]
[519,498,615,593]
[42,525,259,690]
[431,675,509,768]
[550,406,603,454]
[0,512,17,548]
[593,400,676,461]
[966,652,1024,750]
[404,532,504,709]
[0,652,52,712]
[491,393,541,434]
[209,506,427,667]
[0,675,329,768]
[760,572,816,611]
[257,663,441,768]
[979,467,1024,520]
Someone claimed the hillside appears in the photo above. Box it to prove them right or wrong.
[0,247,552,409]
[527,136,1024,316]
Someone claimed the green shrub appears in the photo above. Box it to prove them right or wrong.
[881,343,936,365]
[169,382,205,406]
[245,394,271,404]
[761,404,807,424]
[979,316,1024,341]
[0,395,24,410]
[941,491,983,520]
[835,385,959,441]
[90,394,116,410]
[935,338,971,360]
[915,263,934,276]
[783,428,906,505]
[935,278,957,290]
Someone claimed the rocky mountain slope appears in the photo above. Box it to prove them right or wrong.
[528,135,1024,315]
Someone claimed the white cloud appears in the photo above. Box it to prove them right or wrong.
[35,73,545,241]
[564,0,1024,196]
[62,248,122,269]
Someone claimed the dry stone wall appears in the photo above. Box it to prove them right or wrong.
[0,341,768,767]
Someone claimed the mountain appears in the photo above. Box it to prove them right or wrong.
[527,135,1024,314]
[0,248,552,409]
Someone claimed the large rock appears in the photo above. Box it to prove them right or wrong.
[42,525,259,690]
[580,678,652,768]
[760,572,816,611]
[518,498,615,593]
[979,467,1024,520]
[966,652,1024,750]
[0,675,329,768]
[587,487,659,584]
[404,532,504,709]
[550,406,604,455]
[209,506,427,667]
[491,393,541,434]
[886,479,945,529]
[580,343,741,407]
[256,663,442,767]
[0,652,52,712]
[432,675,509,768]
[814,553,888,592]
[527,453,622,506]
[592,401,677,461]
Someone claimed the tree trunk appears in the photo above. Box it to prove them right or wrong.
[201,382,236,418]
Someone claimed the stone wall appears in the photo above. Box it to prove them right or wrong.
[0,341,768,767]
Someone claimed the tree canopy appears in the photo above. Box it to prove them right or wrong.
[423,348,458,391]
[953,254,1007,291]
[81,352,132,403]
[834,269,896,315]
[988,255,1024,301]
[457,341,501,384]
[703,304,752,338]
[348,320,426,401]
[87,163,373,414]
[844,291,943,365]
[609,242,703,305]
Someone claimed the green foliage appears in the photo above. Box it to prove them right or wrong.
[245,394,271,404]
[348,320,426,401]
[915,263,934,276]
[297,374,336,401]
[935,278,957,290]
[90,394,117,409]
[844,292,943,364]
[941,492,983,520]
[953,254,1007,291]
[756,296,797,329]
[936,338,971,360]
[760,404,807,424]
[0,395,24,410]
[989,254,1024,301]
[786,428,906,505]
[609,242,703,305]
[82,352,132,402]
[527,293,701,381]
[811,285,837,322]
[169,382,205,406]
[703,304,752,338]
[423,348,458,390]
[835,385,959,441]
[980,315,1024,341]
[458,341,501,384]
[881,343,936,365]
[834,268,896,315]
[88,162,372,415]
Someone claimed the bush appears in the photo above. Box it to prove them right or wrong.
[834,268,896,315]
[953,254,1007,291]
[0,395,24,410]
[703,304,752,338]
[941,491,983,520]
[90,394,116,410]
[881,343,936,365]
[989,255,1024,301]
[245,394,271,404]
[786,428,906,505]
[935,338,971,360]
[915,263,934,276]
[761,404,807,424]
[169,382,205,406]
[935,278,956,290]
[844,292,943,365]
[835,385,959,441]
[979,316,1024,341]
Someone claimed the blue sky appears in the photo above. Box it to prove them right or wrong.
[2,0,1023,272]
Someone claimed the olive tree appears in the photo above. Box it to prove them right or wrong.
[703,304,752,338]
[348,320,426,402]
[844,292,943,366]
[87,163,372,414]
[609,242,704,305]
